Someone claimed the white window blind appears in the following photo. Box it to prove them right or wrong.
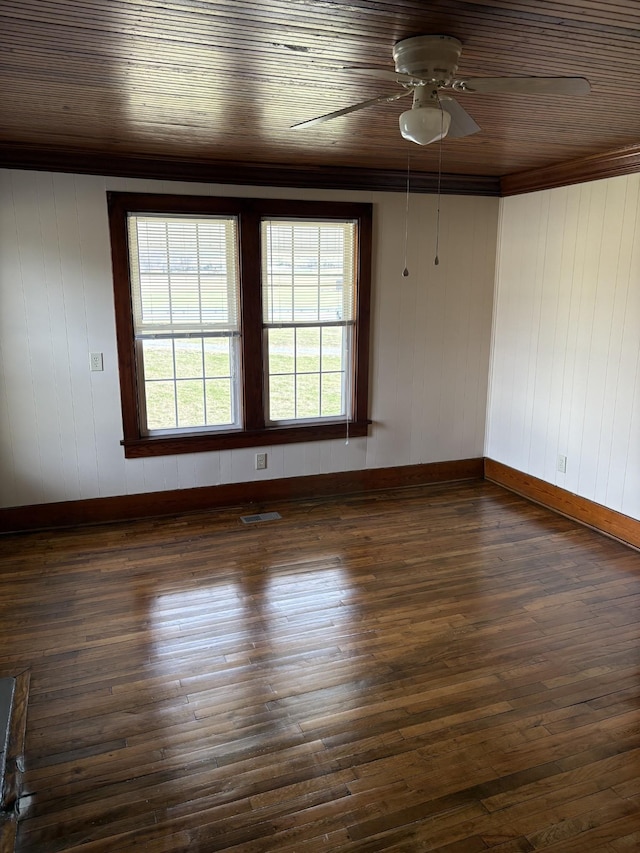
[261,220,356,326]
[128,215,240,337]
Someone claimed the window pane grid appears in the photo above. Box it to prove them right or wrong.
[262,219,356,425]
[266,325,350,423]
[141,336,237,433]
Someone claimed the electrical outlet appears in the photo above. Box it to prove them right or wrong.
[89,352,104,372]
[255,452,267,470]
[557,454,567,473]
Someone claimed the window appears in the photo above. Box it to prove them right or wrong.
[262,219,357,424]
[108,193,372,457]
[129,215,241,433]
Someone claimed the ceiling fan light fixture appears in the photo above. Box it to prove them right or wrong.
[399,103,451,145]
[292,32,590,142]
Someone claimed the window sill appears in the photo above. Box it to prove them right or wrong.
[121,421,371,458]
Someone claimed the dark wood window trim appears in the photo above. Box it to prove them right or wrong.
[107,192,372,458]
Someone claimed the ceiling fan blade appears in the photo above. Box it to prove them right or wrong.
[290,90,412,130]
[459,76,590,95]
[439,96,480,138]
[344,67,419,84]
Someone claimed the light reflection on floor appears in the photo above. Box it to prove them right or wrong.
[146,555,363,761]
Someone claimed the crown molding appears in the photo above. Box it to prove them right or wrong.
[8,141,640,199]
[501,142,640,196]
[0,144,500,197]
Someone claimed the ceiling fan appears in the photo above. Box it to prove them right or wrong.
[291,35,591,145]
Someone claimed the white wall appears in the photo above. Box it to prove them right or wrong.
[0,170,498,507]
[487,176,640,520]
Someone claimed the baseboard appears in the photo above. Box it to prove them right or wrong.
[3,456,637,549]
[485,458,640,551]
[0,458,484,533]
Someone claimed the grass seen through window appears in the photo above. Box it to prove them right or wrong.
[142,338,235,431]
[267,326,346,421]
[141,327,347,430]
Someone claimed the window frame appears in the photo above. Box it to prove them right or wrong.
[107,192,372,458]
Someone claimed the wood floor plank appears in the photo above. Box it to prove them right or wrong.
[0,481,639,851]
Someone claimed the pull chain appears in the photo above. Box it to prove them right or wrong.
[402,153,410,277]
[434,98,444,266]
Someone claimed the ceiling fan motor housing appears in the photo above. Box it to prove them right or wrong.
[393,35,462,85]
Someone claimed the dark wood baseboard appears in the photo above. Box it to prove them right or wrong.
[485,458,640,551]
[0,459,484,534]
[4,459,638,550]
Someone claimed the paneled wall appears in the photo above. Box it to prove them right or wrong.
[0,170,498,507]
[487,176,640,520]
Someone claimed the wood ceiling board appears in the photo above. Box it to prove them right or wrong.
[2,0,640,193]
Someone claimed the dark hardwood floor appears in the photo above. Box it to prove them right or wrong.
[1,480,639,852]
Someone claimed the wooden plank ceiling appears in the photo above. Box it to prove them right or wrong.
[2,0,640,192]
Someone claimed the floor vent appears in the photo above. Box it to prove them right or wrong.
[240,511,282,524]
